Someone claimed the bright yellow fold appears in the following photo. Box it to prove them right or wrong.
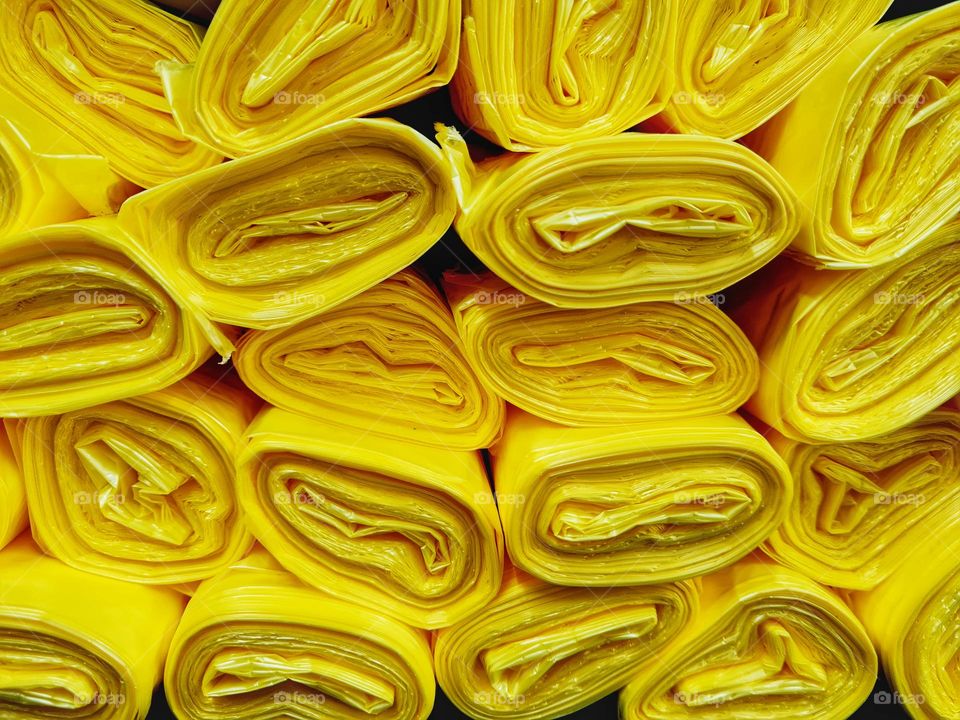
[0,425,27,551]
[119,118,456,330]
[438,125,798,307]
[0,535,185,719]
[451,0,675,150]
[235,406,504,629]
[736,224,960,442]
[0,218,230,417]
[653,0,892,139]
[620,556,877,720]
[0,0,221,187]
[235,270,503,450]
[160,0,459,157]
[435,566,698,720]
[444,272,758,426]
[493,410,792,586]
[764,407,960,590]
[165,549,435,720]
[752,2,960,267]
[9,374,256,584]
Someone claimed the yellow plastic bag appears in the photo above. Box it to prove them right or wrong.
[652,0,892,139]
[8,374,257,584]
[165,549,435,720]
[437,125,798,307]
[450,0,675,150]
[620,556,877,720]
[764,407,960,590]
[492,409,792,586]
[159,0,459,157]
[735,224,960,442]
[0,0,221,187]
[444,272,758,426]
[0,218,231,416]
[435,566,698,720]
[236,406,504,629]
[0,425,26,551]
[235,270,503,450]
[751,2,960,267]
[119,118,456,330]
[0,534,185,719]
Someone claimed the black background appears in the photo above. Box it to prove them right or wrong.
[143,0,945,718]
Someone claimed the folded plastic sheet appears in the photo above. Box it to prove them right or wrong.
[8,374,257,584]
[235,406,504,629]
[444,272,758,426]
[734,223,960,443]
[620,556,877,720]
[492,409,792,586]
[0,425,26,551]
[764,407,960,591]
[165,549,435,720]
[852,499,960,720]
[437,125,798,307]
[0,218,231,417]
[0,534,185,719]
[435,566,698,720]
[235,270,503,450]
[0,0,221,188]
[651,0,892,139]
[450,0,675,150]
[119,119,456,330]
[750,2,960,267]
[159,0,459,157]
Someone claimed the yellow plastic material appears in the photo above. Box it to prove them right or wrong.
[0,0,221,187]
[620,556,877,720]
[0,218,231,417]
[654,0,892,139]
[437,125,798,307]
[435,566,698,720]
[235,406,504,629]
[852,499,960,720]
[159,0,459,157]
[492,409,792,586]
[751,2,960,267]
[450,0,676,150]
[444,272,758,426]
[0,425,27,550]
[165,549,435,720]
[9,374,257,584]
[764,408,960,590]
[235,270,503,450]
[736,224,960,443]
[0,534,185,719]
[119,119,456,330]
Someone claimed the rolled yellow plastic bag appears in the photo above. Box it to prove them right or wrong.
[0,425,27,551]
[236,406,504,629]
[0,218,230,417]
[764,407,960,590]
[165,549,435,720]
[751,1,960,267]
[438,125,798,307]
[160,0,459,157]
[735,224,960,443]
[620,556,877,720]
[0,0,220,188]
[0,534,185,719]
[9,374,257,584]
[235,270,503,450]
[852,498,960,719]
[451,0,675,150]
[493,409,792,586]
[444,272,758,426]
[435,566,698,720]
[119,118,456,329]
[653,0,892,139]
